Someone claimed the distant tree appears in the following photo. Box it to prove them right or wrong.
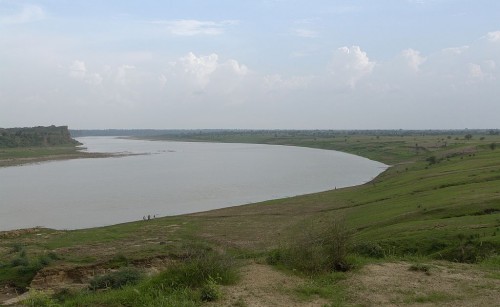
[464,134,473,140]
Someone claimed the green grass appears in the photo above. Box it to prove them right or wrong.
[294,272,347,306]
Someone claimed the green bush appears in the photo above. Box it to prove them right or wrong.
[10,242,25,253]
[267,218,352,274]
[200,276,222,302]
[11,256,29,267]
[89,268,142,290]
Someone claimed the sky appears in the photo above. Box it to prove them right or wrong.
[1,0,499,129]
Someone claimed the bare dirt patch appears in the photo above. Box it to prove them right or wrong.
[347,261,500,306]
[212,262,328,307]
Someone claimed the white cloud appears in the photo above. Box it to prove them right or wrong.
[402,48,426,72]
[222,59,248,76]
[264,74,312,90]
[329,46,375,88]
[116,65,135,86]
[69,60,103,85]
[442,46,469,55]
[0,5,45,25]
[483,60,496,70]
[294,28,318,38]
[173,52,219,87]
[486,31,500,42]
[153,19,238,36]
[69,60,87,79]
[468,63,484,79]
[158,74,167,87]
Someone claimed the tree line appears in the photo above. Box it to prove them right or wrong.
[0,126,78,148]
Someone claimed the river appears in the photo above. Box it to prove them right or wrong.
[0,137,386,230]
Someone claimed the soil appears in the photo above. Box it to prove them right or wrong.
[347,261,500,306]
[212,262,328,307]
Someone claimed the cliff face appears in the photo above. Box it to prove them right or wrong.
[0,126,80,148]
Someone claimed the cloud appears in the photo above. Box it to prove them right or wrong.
[158,74,167,87]
[116,65,135,85]
[153,19,238,36]
[69,60,103,85]
[294,28,318,38]
[442,46,469,55]
[401,48,426,72]
[468,63,484,79]
[264,74,313,90]
[486,31,500,42]
[222,59,248,76]
[0,5,45,25]
[172,52,219,87]
[329,46,375,88]
[69,60,87,79]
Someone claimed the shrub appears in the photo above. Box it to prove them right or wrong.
[268,218,352,274]
[11,256,29,267]
[266,249,283,265]
[426,156,437,165]
[10,243,25,253]
[200,276,222,302]
[89,267,142,290]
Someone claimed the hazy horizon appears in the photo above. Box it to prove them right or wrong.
[1,1,499,130]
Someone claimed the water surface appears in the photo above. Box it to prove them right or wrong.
[0,137,386,230]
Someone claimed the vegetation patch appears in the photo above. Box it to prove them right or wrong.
[88,267,142,290]
[0,245,58,291]
[267,218,351,274]
[60,245,238,306]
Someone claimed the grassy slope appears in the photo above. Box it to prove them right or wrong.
[147,132,500,254]
[1,132,499,304]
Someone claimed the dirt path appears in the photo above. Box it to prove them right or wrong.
[213,263,328,307]
[347,261,500,306]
